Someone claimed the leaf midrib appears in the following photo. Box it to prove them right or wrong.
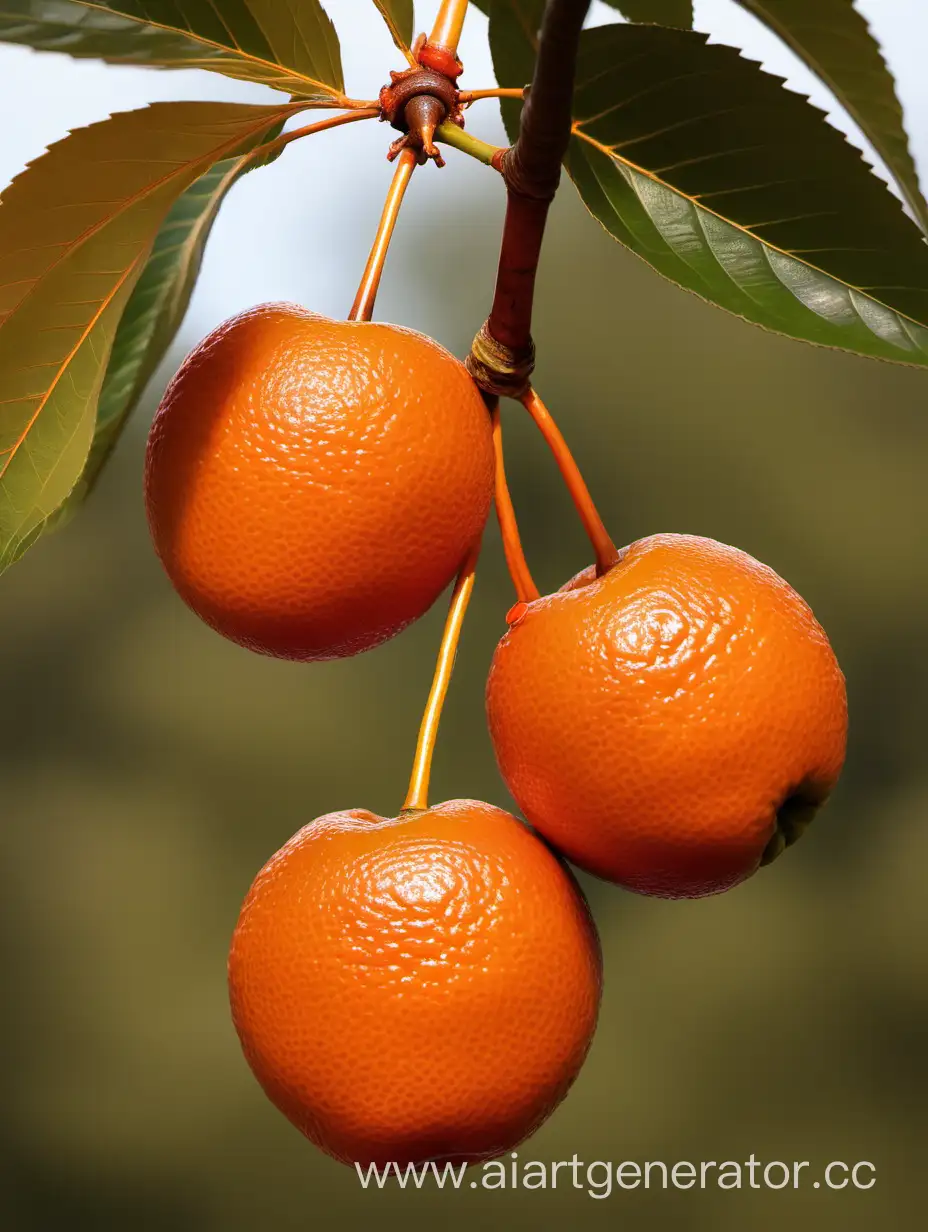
[371,1,416,62]
[0,103,303,336]
[47,0,344,95]
[571,125,928,334]
[0,104,301,479]
[102,154,243,415]
[0,251,146,482]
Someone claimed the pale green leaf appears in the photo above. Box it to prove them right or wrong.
[0,98,304,571]
[54,128,284,526]
[0,0,344,98]
[0,267,141,568]
[372,0,414,55]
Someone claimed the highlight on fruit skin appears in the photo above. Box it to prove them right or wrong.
[228,799,602,1167]
[145,303,494,662]
[486,533,848,900]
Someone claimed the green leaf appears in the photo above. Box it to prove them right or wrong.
[490,18,928,364]
[55,128,285,527]
[372,0,414,55]
[0,0,344,98]
[486,0,540,141]
[734,0,928,234]
[486,0,925,234]
[603,1,692,26]
[0,98,303,571]
[477,0,693,62]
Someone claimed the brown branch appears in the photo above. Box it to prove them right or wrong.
[503,0,589,201]
[467,0,591,391]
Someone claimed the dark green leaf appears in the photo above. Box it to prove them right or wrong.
[0,0,344,98]
[372,0,415,55]
[490,18,928,364]
[735,0,928,233]
[486,0,924,234]
[603,1,692,27]
[477,0,692,62]
[487,0,540,141]
[0,99,304,571]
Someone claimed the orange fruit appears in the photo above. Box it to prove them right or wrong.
[487,534,847,899]
[145,304,493,660]
[228,799,601,1167]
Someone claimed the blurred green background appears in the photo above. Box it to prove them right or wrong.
[1,2,926,1228]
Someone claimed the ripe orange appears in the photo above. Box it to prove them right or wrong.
[487,534,847,899]
[145,304,493,660]
[228,799,601,1167]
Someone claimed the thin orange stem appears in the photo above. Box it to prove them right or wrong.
[429,0,470,54]
[491,402,540,602]
[459,88,528,103]
[403,538,482,813]
[347,147,417,322]
[257,108,379,161]
[520,387,620,576]
[304,97,382,110]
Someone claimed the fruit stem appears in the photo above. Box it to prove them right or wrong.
[428,0,470,56]
[347,147,417,323]
[434,122,504,167]
[492,401,540,602]
[402,537,482,813]
[520,387,620,576]
[250,108,379,163]
[459,88,529,104]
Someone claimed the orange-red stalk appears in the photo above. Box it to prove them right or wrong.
[520,387,620,577]
[347,147,417,322]
[258,108,378,161]
[492,403,540,603]
[428,0,470,54]
[403,537,482,812]
[459,88,527,104]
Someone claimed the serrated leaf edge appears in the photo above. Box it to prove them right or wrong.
[64,0,345,97]
[371,1,417,61]
[0,101,305,486]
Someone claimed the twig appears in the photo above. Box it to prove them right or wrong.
[428,0,470,55]
[302,97,382,110]
[467,0,591,387]
[250,108,379,163]
[459,88,528,104]
[435,121,504,166]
